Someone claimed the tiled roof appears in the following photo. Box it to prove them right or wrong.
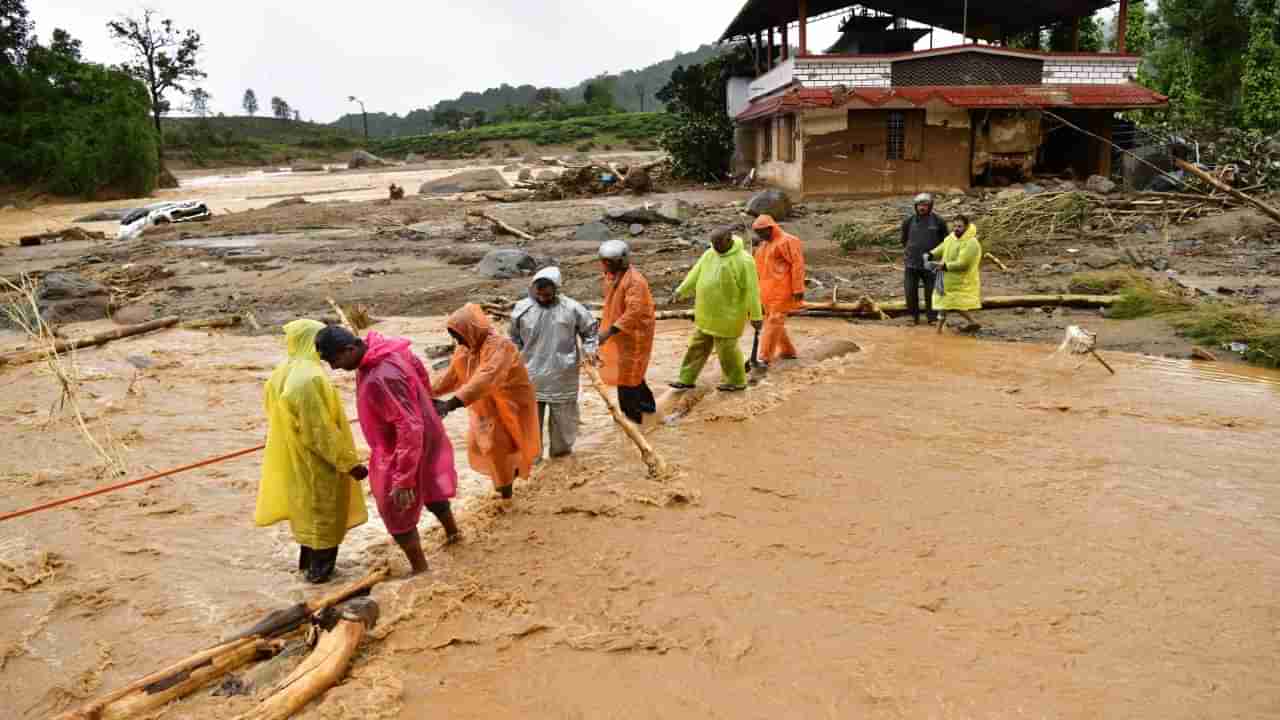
[736,84,1168,122]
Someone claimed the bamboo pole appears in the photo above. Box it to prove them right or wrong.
[579,343,669,477]
[0,316,180,369]
[1175,159,1280,225]
[326,298,353,331]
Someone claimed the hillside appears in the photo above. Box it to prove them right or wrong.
[370,112,674,160]
[332,43,724,138]
[162,116,361,167]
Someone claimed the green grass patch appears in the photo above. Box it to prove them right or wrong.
[833,222,897,253]
[1108,277,1195,319]
[370,113,676,159]
[1170,302,1280,367]
[1067,269,1147,295]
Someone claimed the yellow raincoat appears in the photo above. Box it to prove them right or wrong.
[930,224,983,312]
[255,319,367,549]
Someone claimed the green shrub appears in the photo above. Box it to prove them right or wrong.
[1067,270,1146,295]
[1171,302,1280,367]
[1108,278,1195,319]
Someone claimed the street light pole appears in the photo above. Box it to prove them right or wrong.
[348,96,368,141]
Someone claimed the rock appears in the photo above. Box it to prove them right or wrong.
[158,167,179,189]
[476,249,536,279]
[535,170,560,182]
[405,153,424,164]
[36,272,111,324]
[419,169,510,195]
[746,189,792,219]
[1085,174,1117,194]
[348,150,389,169]
[290,162,325,172]
[1080,252,1119,270]
[1058,180,1078,191]
[995,187,1025,202]
[605,199,691,226]
[946,187,966,196]
[629,223,644,236]
[1190,346,1218,362]
[624,167,653,194]
[656,199,693,224]
[502,164,520,172]
[574,221,613,244]
[1023,183,1046,196]
[1150,256,1170,272]
[266,197,307,209]
[518,168,533,181]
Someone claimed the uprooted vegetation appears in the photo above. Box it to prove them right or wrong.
[833,222,897,253]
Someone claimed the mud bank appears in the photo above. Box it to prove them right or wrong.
[2,319,1278,718]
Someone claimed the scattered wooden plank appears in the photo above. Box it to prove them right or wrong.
[0,316,181,370]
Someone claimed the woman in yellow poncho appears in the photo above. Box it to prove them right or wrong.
[929,215,983,334]
[255,319,368,583]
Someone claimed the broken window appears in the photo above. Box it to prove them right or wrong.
[781,114,796,163]
[886,111,905,161]
[761,121,773,162]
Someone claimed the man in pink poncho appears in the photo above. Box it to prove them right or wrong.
[316,325,459,575]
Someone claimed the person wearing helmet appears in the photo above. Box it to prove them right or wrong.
[596,240,657,424]
[901,192,948,325]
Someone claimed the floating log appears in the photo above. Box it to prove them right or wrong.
[1175,159,1280,226]
[59,568,389,720]
[0,316,180,370]
[580,342,669,477]
[235,598,380,720]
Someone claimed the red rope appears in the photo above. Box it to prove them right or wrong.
[0,444,266,523]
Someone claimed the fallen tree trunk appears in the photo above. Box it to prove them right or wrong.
[1175,159,1280,225]
[468,210,535,241]
[59,568,389,720]
[181,315,242,330]
[0,316,180,370]
[580,344,669,477]
[235,598,380,720]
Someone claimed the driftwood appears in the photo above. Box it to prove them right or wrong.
[235,598,380,720]
[0,316,180,370]
[580,342,669,477]
[468,210,535,241]
[983,253,1010,272]
[181,315,242,330]
[59,568,389,720]
[1175,159,1280,225]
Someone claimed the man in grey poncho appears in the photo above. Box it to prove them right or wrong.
[509,266,599,459]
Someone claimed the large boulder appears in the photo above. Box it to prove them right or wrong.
[348,150,389,169]
[476,249,536,279]
[746,189,792,219]
[574,221,613,244]
[419,169,510,195]
[604,199,692,226]
[624,167,653,194]
[36,272,111,324]
[1085,174,1117,195]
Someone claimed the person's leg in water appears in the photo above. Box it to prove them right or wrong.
[936,311,947,334]
[674,330,715,388]
[535,401,548,464]
[904,268,922,324]
[923,271,937,323]
[390,529,430,575]
[426,500,460,544]
[298,545,313,572]
[715,335,748,390]
[305,546,339,584]
[547,401,578,457]
[498,470,517,500]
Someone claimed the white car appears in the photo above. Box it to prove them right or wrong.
[117,201,211,240]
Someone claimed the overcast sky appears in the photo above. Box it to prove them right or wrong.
[30,2,1113,123]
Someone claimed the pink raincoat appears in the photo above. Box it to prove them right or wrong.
[355,331,458,536]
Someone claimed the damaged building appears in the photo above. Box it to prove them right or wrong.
[722,0,1167,196]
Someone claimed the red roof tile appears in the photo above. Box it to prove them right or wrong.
[735,84,1168,121]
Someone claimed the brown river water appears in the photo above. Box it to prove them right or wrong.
[1,320,1277,718]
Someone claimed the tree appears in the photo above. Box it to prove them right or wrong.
[242,88,258,116]
[292,109,301,122]
[471,109,486,126]
[635,81,647,112]
[107,10,204,141]
[1124,0,1152,55]
[270,96,290,120]
[0,0,32,65]
[433,106,464,130]
[656,47,753,181]
[532,87,563,110]
[583,76,616,108]
[189,87,210,117]
[1242,0,1280,131]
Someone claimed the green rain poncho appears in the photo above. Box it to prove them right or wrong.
[929,224,983,311]
[255,319,368,549]
[675,235,763,338]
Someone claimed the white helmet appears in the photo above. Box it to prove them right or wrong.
[913,192,933,206]
[598,239,629,259]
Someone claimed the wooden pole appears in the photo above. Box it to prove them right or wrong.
[1176,159,1280,225]
[781,24,789,60]
[580,343,669,477]
[1071,16,1081,51]
[326,298,353,331]
[0,316,180,370]
[1116,0,1129,53]
[768,27,775,70]
[754,31,763,73]
[798,0,808,56]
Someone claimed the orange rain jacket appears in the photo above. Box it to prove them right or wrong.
[599,266,656,387]
[434,304,541,487]
[752,214,807,314]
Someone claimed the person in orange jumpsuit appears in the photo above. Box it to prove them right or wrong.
[596,240,657,424]
[432,304,541,500]
[751,214,806,366]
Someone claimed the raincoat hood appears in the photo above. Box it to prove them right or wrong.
[359,330,412,369]
[285,319,325,361]
[717,235,747,257]
[530,266,562,289]
[448,303,494,350]
[954,222,978,244]
[752,214,784,242]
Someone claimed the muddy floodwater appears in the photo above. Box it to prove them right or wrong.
[1,319,1278,718]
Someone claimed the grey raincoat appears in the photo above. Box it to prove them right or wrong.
[509,267,599,403]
